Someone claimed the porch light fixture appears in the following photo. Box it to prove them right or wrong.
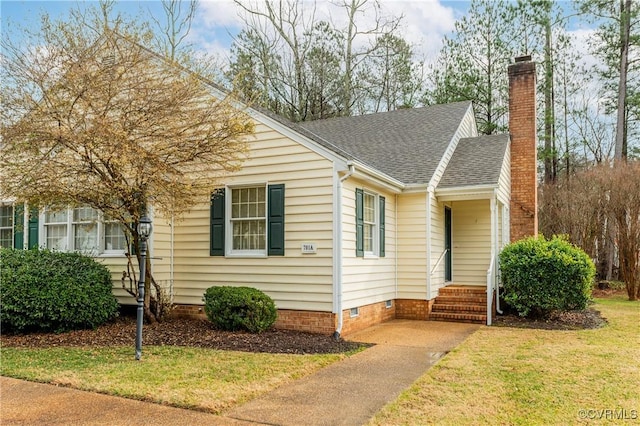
[135,216,153,360]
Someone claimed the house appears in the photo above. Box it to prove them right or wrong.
[1,56,537,336]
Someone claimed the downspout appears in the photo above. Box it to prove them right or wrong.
[395,194,398,299]
[496,203,508,315]
[426,186,434,301]
[170,215,175,304]
[489,194,497,325]
[333,163,355,340]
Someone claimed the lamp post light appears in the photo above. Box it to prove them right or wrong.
[135,216,153,360]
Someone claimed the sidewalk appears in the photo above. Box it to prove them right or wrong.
[1,320,480,426]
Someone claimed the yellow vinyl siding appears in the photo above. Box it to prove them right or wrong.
[172,123,335,312]
[101,256,133,303]
[451,199,491,285]
[397,192,428,299]
[341,178,396,308]
[149,216,173,299]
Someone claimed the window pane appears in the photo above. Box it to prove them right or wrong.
[46,224,68,250]
[0,206,13,228]
[364,193,375,223]
[364,223,373,252]
[232,219,266,250]
[46,209,68,223]
[105,222,126,251]
[74,223,99,252]
[230,186,267,252]
[73,206,99,222]
[0,228,12,248]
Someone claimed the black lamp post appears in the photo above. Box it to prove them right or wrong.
[135,216,153,360]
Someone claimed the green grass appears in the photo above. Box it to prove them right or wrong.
[2,297,638,423]
[0,345,348,414]
[369,296,640,426]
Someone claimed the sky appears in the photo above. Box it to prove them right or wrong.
[1,0,596,79]
[0,1,481,65]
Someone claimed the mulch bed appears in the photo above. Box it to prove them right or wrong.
[0,316,367,355]
[493,307,607,330]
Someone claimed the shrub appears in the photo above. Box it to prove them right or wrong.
[203,286,277,333]
[0,248,119,333]
[499,235,595,318]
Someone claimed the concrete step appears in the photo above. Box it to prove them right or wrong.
[429,312,487,324]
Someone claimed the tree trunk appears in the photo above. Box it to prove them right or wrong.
[614,0,631,160]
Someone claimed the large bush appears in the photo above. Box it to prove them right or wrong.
[0,249,119,333]
[203,286,277,333]
[499,235,595,318]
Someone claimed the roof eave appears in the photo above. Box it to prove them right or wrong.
[348,160,405,193]
[435,184,498,201]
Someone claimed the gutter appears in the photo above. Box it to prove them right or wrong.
[333,163,354,340]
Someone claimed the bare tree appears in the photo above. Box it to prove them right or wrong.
[1,9,253,322]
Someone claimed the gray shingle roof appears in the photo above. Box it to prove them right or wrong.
[438,134,510,188]
[297,101,472,184]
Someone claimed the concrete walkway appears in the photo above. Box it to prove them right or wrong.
[1,320,480,426]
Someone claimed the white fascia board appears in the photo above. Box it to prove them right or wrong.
[402,184,429,194]
[428,102,475,189]
[435,184,497,201]
[348,161,405,194]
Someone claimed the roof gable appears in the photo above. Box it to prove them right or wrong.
[297,101,473,184]
[438,134,510,189]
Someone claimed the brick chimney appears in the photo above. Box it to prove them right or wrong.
[508,55,538,242]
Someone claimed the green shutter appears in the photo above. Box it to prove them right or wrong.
[356,188,364,257]
[13,204,24,249]
[27,207,39,249]
[267,184,285,256]
[210,189,225,256]
[379,196,385,257]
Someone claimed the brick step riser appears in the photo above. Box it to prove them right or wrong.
[432,304,486,313]
[435,296,486,305]
[439,287,486,295]
[430,313,487,324]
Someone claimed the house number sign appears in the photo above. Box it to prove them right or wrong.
[301,243,317,254]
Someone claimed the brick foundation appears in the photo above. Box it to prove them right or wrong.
[171,304,207,319]
[275,310,336,335]
[395,299,433,320]
[339,300,396,336]
[172,299,403,336]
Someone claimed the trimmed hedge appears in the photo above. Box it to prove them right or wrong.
[499,235,595,318]
[0,249,119,333]
[203,286,277,333]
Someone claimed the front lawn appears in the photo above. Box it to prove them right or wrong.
[369,295,640,425]
[0,345,351,414]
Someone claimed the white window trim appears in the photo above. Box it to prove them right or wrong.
[40,207,127,257]
[225,184,269,258]
[363,190,379,258]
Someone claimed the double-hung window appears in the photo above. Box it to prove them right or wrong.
[231,186,266,253]
[0,204,13,248]
[210,184,285,257]
[356,188,385,257]
[43,206,127,255]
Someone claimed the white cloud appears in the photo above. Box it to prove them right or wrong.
[193,0,460,65]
